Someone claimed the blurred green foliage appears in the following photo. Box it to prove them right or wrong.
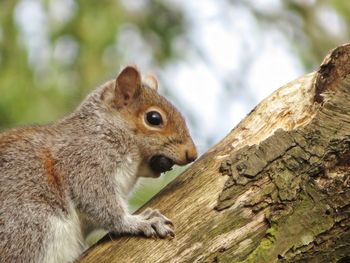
[0,0,185,130]
[2,0,350,130]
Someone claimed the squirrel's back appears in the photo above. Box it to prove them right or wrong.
[0,126,85,263]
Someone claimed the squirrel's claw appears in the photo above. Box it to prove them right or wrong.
[138,208,175,238]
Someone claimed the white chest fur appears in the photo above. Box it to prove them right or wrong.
[40,202,85,263]
[114,155,139,197]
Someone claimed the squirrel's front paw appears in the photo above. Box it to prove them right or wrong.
[140,208,173,225]
[138,208,174,238]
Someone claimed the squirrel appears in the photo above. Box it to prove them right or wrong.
[0,66,197,263]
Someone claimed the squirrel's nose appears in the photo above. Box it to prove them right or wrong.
[184,143,198,164]
[175,141,198,166]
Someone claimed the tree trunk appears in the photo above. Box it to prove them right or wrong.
[77,44,350,263]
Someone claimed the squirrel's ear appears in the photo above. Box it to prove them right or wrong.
[144,74,158,91]
[115,66,141,108]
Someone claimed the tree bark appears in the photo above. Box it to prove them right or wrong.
[78,44,350,263]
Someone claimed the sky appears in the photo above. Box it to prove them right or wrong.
[163,0,304,151]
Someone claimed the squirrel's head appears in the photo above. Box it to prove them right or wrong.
[100,66,197,177]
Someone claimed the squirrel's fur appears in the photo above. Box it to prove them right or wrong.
[0,66,197,263]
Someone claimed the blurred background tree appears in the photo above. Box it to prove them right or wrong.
[1,0,350,220]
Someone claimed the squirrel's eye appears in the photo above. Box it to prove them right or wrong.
[145,111,163,126]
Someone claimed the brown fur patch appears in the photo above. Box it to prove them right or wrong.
[41,149,63,197]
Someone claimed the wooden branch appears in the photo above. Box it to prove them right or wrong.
[78,43,350,263]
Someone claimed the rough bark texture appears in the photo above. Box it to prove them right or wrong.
[78,44,350,263]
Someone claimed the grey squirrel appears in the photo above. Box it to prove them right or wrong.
[0,66,197,263]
